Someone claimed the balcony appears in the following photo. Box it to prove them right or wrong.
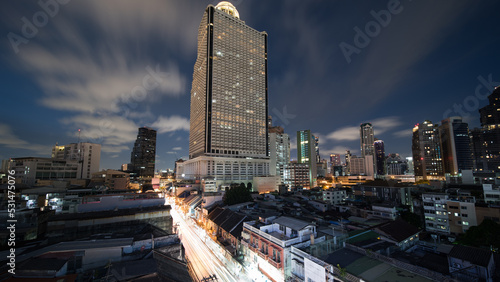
[258,250,268,260]
[268,258,282,269]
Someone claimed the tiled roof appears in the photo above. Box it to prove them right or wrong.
[208,206,224,221]
[212,209,233,226]
[375,219,420,242]
[449,245,492,267]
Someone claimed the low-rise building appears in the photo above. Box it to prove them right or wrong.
[322,189,346,205]
[241,216,321,281]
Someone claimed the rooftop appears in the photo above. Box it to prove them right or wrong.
[448,245,493,267]
[272,216,312,231]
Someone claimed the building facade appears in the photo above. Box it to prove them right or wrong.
[130,127,157,178]
[412,120,444,181]
[472,86,500,173]
[439,117,473,176]
[360,123,374,157]
[374,140,386,176]
[269,126,290,184]
[183,2,270,184]
[9,157,81,186]
[284,162,310,188]
[51,142,101,179]
[297,130,317,188]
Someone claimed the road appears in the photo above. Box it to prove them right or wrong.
[170,205,243,282]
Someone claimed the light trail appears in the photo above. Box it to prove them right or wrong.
[171,205,241,282]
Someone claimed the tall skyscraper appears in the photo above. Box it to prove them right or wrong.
[130,127,157,178]
[438,117,473,176]
[314,136,320,163]
[297,130,317,188]
[269,124,290,184]
[360,123,375,157]
[51,142,101,179]
[471,86,500,173]
[412,120,444,181]
[374,140,386,175]
[182,2,270,184]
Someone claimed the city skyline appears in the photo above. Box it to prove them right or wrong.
[1,0,500,170]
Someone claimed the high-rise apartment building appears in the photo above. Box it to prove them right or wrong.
[471,86,500,173]
[130,127,157,178]
[360,123,375,157]
[412,121,444,181]
[374,140,385,175]
[297,130,317,188]
[182,2,270,184]
[439,117,473,176]
[51,142,101,179]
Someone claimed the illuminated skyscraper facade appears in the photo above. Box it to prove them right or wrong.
[360,123,375,157]
[183,2,270,184]
[189,2,268,159]
[297,130,317,187]
[412,121,444,180]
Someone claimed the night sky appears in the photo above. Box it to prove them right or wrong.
[1,0,499,170]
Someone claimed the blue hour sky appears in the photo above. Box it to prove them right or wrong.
[1,0,499,170]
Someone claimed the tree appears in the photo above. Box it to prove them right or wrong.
[459,219,500,249]
[223,183,253,206]
[399,210,423,229]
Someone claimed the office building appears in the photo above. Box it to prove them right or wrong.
[9,157,81,186]
[374,140,385,175]
[297,130,317,187]
[51,142,101,179]
[412,120,444,181]
[472,86,500,173]
[182,2,270,184]
[439,117,473,176]
[314,135,320,163]
[360,123,375,157]
[330,153,341,166]
[386,153,408,175]
[269,125,290,184]
[130,127,157,178]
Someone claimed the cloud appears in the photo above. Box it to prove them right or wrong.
[327,116,403,141]
[322,146,356,157]
[172,147,182,151]
[393,129,413,138]
[0,123,50,153]
[60,114,137,153]
[150,115,190,134]
[3,0,199,156]
[327,126,359,141]
[370,116,403,135]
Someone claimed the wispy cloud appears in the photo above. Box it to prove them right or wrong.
[0,123,50,153]
[393,129,413,138]
[172,147,182,151]
[327,126,359,141]
[150,116,189,134]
